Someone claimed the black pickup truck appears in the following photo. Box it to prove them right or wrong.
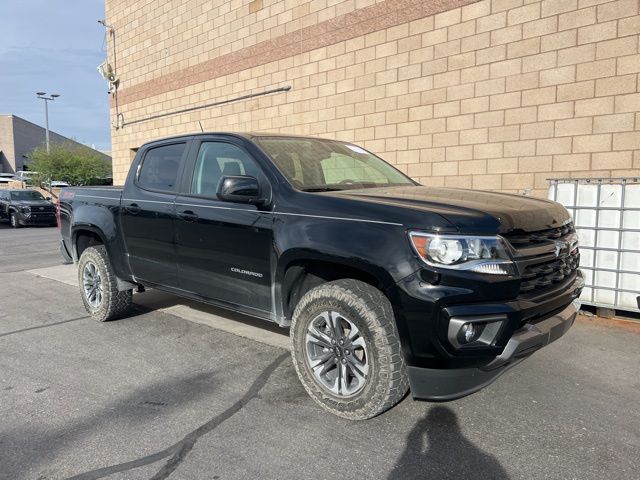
[0,189,57,228]
[59,133,583,419]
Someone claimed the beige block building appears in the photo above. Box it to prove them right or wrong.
[104,0,640,196]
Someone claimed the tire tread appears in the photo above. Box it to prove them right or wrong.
[290,279,408,420]
[78,245,133,322]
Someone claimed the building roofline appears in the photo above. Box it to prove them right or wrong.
[3,114,110,157]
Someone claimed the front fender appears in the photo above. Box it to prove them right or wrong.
[272,216,421,323]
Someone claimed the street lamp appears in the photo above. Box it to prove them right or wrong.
[36,92,61,153]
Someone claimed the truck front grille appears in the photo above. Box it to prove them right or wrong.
[504,223,580,298]
[506,223,575,247]
[30,206,55,213]
[519,253,580,293]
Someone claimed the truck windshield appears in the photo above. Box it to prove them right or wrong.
[10,191,45,201]
[256,137,416,191]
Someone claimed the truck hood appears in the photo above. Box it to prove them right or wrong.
[13,200,53,208]
[327,186,571,233]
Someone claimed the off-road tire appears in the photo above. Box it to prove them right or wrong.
[78,245,133,322]
[10,212,20,228]
[291,279,408,420]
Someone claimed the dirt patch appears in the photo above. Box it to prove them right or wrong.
[576,314,640,334]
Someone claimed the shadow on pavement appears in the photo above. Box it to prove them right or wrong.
[388,406,510,480]
[0,370,222,479]
[133,289,288,337]
[0,221,56,230]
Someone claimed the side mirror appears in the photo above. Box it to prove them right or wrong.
[45,196,52,201]
[217,175,262,204]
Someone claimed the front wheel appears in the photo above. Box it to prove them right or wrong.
[78,245,133,322]
[10,212,20,228]
[290,279,408,420]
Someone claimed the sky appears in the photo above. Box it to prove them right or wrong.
[0,0,111,151]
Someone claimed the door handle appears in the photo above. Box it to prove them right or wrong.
[125,203,141,214]
[178,210,198,222]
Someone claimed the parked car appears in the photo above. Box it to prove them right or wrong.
[58,133,583,419]
[0,189,57,228]
[0,173,16,184]
[43,180,70,189]
[14,171,38,186]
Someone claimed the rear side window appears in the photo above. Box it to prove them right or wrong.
[137,143,185,192]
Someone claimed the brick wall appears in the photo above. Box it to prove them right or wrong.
[107,0,640,196]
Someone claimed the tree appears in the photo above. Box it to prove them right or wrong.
[28,143,111,186]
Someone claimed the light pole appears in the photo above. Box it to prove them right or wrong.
[36,92,60,153]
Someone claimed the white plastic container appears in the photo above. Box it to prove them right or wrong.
[549,178,640,313]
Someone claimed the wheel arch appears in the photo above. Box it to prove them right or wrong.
[276,251,397,326]
[72,225,108,260]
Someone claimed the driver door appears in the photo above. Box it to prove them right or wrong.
[174,139,274,316]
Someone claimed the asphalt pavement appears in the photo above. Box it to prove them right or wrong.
[0,223,639,480]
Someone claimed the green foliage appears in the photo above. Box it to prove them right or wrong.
[28,143,111,186]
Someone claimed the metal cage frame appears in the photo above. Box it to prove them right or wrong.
[549,177,640,313]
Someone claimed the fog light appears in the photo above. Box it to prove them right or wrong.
[458,322,483,344]
[448,315,507,349]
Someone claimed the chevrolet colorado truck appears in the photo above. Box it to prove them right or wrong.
[58,133,583,419]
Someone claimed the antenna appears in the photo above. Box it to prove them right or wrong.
[198,121,204,133]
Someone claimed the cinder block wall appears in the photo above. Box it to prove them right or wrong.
[106,0,640,196]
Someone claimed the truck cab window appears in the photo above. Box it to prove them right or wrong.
[191,142,259,196]
[137,143,185,192]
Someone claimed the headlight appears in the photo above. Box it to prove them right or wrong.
[408,232,514,275]
[21,206,31,214]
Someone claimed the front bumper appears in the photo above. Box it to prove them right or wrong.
[408,299,580,400]
[19,212,57,225]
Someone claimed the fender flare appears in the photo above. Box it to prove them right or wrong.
[274,248,398,324]
[71,224,110,261]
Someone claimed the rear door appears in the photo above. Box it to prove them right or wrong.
[174,137,274,315]
[120,139,190,287]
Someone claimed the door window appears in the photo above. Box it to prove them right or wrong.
[191,142,260,196]
[137,143,185,192]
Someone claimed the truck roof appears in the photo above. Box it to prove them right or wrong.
[139,132,337,148]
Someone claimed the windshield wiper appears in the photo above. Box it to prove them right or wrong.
[300,187,344,192]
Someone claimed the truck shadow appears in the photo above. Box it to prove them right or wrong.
[388,406,510,479]
[0,370,221,479]
[133,288,289,338]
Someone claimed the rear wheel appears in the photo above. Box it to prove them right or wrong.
[10,212,20,228]
[78,245,133,322]
[290,279,408,420]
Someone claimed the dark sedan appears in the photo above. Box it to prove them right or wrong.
[0,189,57,228]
